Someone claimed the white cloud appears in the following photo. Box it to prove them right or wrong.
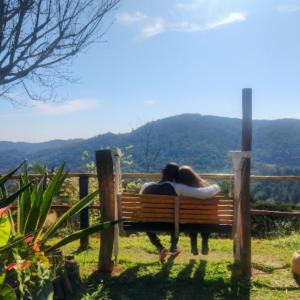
[206,12,246,29]
[277,0,300,13]
[139,12,246,38]
[116,11,148,25]
[34,99,97,114]
[141,18,166,38]
[118,1,247,39]
[145,99,157,106]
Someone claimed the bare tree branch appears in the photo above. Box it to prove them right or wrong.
[133,121,163,172]
[0,0,120,103]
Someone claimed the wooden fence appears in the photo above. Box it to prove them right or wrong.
[9,172,300,249]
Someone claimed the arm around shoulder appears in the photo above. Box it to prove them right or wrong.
[174,183,221,199]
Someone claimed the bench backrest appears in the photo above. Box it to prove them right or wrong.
[118,193,234,225]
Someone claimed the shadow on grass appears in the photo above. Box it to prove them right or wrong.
[84,259,252,300]
[253,281,299,292]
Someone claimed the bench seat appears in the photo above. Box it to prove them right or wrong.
[118,193,234,234]
[122,222,232,234]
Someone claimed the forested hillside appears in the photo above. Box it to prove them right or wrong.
[1,114,300,202]
[1,114,300,173]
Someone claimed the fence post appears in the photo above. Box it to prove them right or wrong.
[229,88,252,279]
[79,175,89,249]
[240,88,252,278]
[229,151,251,276]
[95,148,121,273]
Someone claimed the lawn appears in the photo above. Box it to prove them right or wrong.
[58,233,300,299]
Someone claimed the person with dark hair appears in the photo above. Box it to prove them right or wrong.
[140,163,221,261]
[140,163,180,263]
[175,165,221,255]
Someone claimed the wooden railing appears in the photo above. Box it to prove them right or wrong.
[10,172,300,181]
[7,172,300,248]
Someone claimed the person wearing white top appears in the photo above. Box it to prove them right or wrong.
[174,165,221,255]
[140,181,221,199]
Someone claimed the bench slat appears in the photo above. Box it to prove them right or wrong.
[119,193,234,226]
[123,201,233,209]
[122,207,233,216]
[122,197,174,204]
[122,197,233,205]
[121,193,229,200]
[180,214,233,220]
[123,213,232,220]
[181,219,233,224]
[123,217,232,225]
[124,217,174,222]
[122,205,233,215]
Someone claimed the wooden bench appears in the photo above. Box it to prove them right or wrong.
[118,193,234,235]
[96,91,253,276]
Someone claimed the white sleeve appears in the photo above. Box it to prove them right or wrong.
[139,182,155,194]
[174,183,221,199]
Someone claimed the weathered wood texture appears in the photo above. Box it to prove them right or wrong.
[112,148,122,258]
[240,88,252,278]
[232,169,240,265]
[95,149,115,273]
[79,175,89,249]
[120,193,234,225]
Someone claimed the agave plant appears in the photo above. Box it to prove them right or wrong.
[0,163,34,299]
[0,162,118,299]
[0,161,118,253]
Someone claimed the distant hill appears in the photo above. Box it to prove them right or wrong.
[1,114,300,175]
[0,139,83,154]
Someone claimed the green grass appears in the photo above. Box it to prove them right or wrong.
[56,234,300,299]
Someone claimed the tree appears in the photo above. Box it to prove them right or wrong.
[133,121,162,172]
[0,0,120,103]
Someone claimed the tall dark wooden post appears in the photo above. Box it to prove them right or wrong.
[79,175,89,249]
[95,149,120,273]
[240,88,252,277]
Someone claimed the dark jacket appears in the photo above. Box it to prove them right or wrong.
[142,182,177,196]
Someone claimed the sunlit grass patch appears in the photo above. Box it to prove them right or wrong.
[52,233,300,299]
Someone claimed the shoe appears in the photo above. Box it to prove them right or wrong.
[169,249,181,258]
[201,243,209,255]
[191,247,199,256]
[159,249,169,263]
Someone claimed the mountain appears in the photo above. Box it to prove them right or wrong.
[1,114,300,175]
[0,139,83,154]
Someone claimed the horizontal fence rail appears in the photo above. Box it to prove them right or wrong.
[126,173,300,181]
[8,172,300,181]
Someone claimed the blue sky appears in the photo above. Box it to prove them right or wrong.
[1,0,300,142]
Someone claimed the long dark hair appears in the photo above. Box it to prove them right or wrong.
[175,165,208,187]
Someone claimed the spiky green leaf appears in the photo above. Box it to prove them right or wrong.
[0,162,24,187]
[36,165,66,233]
[45,220,118,254]
[18,161,31,233]
[24,177,45,235]
[0,182,32,209]
[42,189,99,242]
